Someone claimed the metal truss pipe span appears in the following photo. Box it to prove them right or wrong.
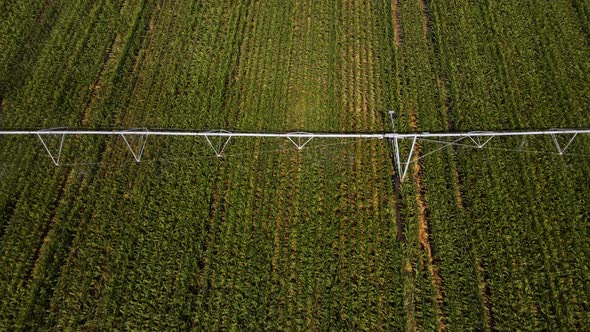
[1,128,589,182]
[2,128,590,137]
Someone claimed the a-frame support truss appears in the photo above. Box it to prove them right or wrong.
[121,128,149,162]
[551,132,578,155]
[204,130,232,157]
[37,131,66,166]
[286,132,314,150]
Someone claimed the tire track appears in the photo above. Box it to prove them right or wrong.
[416,0,429,38]
[475,258,494,331]
[79,32,122,126]
[24,170,71,286]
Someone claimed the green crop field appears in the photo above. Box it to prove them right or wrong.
[1,0,589,330]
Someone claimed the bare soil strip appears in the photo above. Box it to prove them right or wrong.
[476,258,494,331]
[410,111,447,332]
[404,256,417,332]
[27,170,72,284]
[416,0,429,37]
[80,33,122,125]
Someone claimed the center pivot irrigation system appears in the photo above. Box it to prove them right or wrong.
[1,112,589,182]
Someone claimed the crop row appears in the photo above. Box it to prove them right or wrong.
[1,0,589,330]
[393,0,590,330]
[1,0,405,329]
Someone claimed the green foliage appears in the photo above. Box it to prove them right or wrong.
[0,0,589,330]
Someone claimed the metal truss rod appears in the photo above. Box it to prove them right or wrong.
[2,129,590,138]
[389,129,590,139]
[400,136,418,182]
[0,131,386,138]
[36,133,65,166]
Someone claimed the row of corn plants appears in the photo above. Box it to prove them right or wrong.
[417,0,590,330]
[0,0,153,328]
[0,0,161,329]
[2,0,588,330]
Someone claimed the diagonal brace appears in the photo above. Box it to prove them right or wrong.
[551,133,577,155]
[467,135,495,148]
[205,134,231,157]
[37,133,66,166]
[287,133,313,150]
[121,131,149,162]
[399,136,418,183]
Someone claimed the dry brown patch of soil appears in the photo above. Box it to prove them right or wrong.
[80,33,122,125]
[410,110,447,332]
[476,258,493,331]
[416,0,429,38]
